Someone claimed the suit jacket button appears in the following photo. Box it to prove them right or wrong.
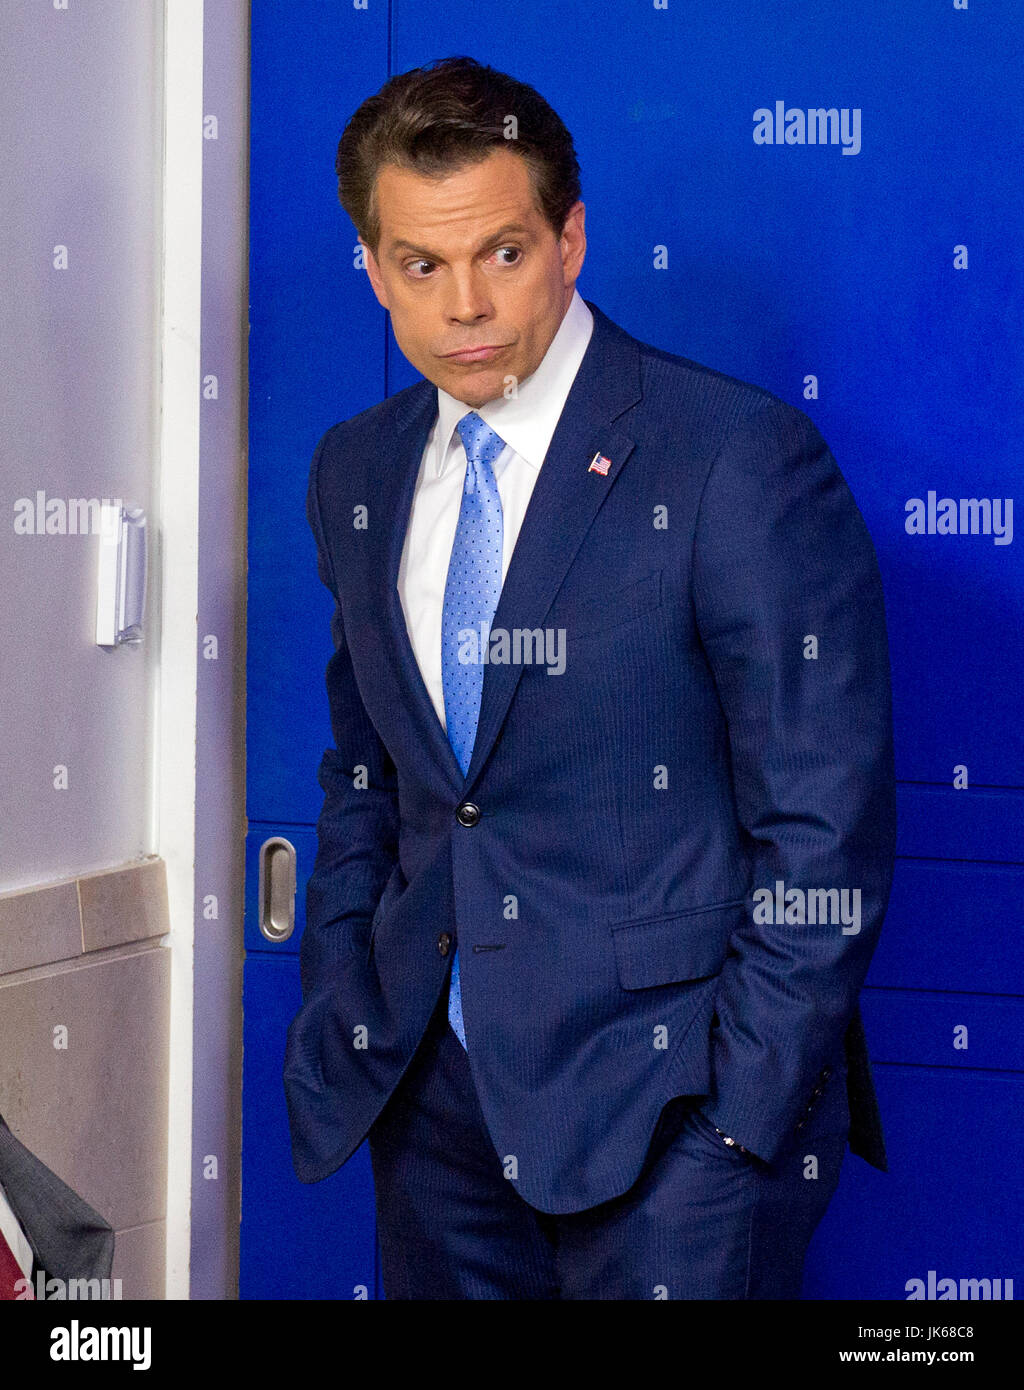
[437,932,452,957]
[455,802,480,827]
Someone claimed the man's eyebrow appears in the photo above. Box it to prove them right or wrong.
[386,222,534,258]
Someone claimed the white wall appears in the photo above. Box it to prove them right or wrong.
[0,1,163,890]
[0,0,247,1300]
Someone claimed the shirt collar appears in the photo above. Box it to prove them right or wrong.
[432,289,594,477]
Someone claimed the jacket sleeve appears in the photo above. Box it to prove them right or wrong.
[299,427,400,999]
[691,399,897,1163]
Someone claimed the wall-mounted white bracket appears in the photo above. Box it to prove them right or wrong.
[95,503,147,647]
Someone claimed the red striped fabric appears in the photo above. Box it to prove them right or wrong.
[0,1227,31,1299]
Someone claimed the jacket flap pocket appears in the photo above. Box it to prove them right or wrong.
[611,899,744,989]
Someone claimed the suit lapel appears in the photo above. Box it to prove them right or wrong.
[464,304,642,791]
[370,302,643,797]
[369,380,468,796]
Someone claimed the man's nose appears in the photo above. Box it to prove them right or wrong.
[443,267,493,324]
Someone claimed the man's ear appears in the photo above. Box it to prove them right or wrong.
[559,201,586,287]
[359,238,390,310]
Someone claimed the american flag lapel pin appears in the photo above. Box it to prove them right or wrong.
[588,451,612,476]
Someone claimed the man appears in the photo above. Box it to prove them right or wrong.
[283,56,897,1300]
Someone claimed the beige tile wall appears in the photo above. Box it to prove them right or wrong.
[0,857,170,1299]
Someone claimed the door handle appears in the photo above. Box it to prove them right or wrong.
[257,836,296,942]
[95,503,147,646]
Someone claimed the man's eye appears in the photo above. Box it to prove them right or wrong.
[406,260,436,277]
[492,246,521,265]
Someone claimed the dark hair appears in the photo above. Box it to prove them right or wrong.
[336,56,581,253]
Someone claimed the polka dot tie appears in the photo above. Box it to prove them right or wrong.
[442,411,506,1049]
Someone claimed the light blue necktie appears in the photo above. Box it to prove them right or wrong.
[441,411,506,1049]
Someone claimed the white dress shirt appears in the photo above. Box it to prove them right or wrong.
[397,288,594,733]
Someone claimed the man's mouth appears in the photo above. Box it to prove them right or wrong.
[439,344,509,363]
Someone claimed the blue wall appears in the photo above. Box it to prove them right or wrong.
[244,1,1023,1299]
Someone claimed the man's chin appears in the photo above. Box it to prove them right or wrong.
[434,364,509,408]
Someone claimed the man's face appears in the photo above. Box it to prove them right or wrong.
[360,147,586,408]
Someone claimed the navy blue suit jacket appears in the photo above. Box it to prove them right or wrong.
[283,301,897,1213]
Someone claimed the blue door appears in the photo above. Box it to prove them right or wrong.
[241,4,388,1300]
[243,2,1023,1299]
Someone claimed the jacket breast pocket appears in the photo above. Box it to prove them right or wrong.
[611,899,745,990]
[550,568,662,641]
